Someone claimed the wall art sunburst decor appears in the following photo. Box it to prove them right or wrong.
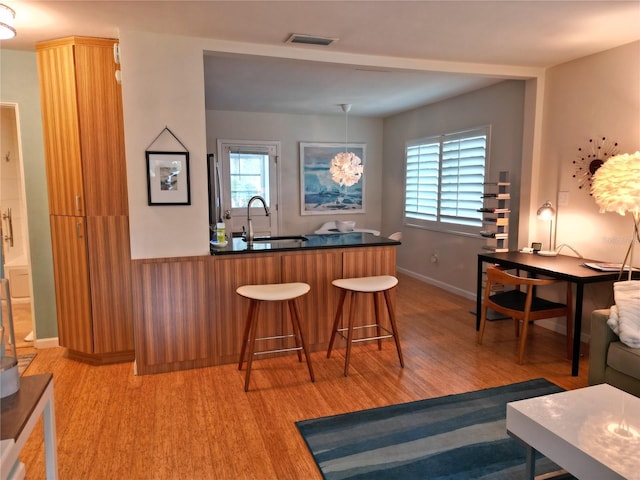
[573,136,619,194]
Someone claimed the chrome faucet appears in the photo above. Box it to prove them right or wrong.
[246,195,270,246]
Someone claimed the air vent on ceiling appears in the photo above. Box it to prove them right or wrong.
[286,33,337,46]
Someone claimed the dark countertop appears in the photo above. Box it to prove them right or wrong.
[210,232,400,255]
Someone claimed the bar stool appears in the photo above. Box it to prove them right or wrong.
[237,282,315,391]
[327,275,404,376]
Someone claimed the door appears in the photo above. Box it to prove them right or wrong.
[0,103,35,346]
[216,140,280,237]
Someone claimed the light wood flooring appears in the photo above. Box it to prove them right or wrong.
[17,274,589,479]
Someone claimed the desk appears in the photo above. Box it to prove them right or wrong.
[1,374,57,480]
[476,252,638,376]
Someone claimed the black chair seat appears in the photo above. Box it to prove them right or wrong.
[489,290,567,312]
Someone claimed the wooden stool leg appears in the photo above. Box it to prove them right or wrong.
[238,299,257,371]
[383,289,404,368]
[244,301,262,392]
[344,291,357,376]
[290,298,315,382]
[288,300,303,362]
[327,289,347,358]
[373,292,382,350]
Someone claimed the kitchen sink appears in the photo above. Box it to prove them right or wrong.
[245,235,308,243]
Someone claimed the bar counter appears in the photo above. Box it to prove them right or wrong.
[210,232,400,255]
[133,232,400,375]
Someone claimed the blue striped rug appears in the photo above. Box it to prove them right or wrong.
[297,378,573,480]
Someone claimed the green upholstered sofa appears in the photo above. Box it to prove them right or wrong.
[589,309,640,397]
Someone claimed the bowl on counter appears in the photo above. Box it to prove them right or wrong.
[335,220,356,232]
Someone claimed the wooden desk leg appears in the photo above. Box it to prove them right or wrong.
[476,257,483,330]
[571,283,584,377]
[43,382,58,480]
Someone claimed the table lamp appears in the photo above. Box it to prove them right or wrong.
[537,201,557,256]
[591,151,640,280]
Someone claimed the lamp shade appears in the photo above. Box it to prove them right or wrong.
[537,201,555,220]
[330,103,363,187]
[0,3,15,40]
[591,151,640,216]
[330,152,363,187]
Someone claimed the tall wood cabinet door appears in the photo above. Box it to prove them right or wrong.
[86,216,134,354]
[37,42,85,216]
[281,251,343,348]
[74,40,128,216]
[49,215,93,353]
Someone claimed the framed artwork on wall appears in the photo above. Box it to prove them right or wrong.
[146,151,191,205]
[299,142,366,215]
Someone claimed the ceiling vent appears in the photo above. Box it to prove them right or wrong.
[286,33,337,47]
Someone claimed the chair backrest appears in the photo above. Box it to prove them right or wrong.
[388,232,402,241]
[486,266,560,288]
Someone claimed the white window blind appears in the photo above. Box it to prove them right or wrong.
[404,126,489,231]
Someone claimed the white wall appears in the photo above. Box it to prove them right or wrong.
[119,29,541,260]
[0,49,57,340]
[120,31,210,259]
[205,110,383,235]
[539,41,640,264]
[382,80,526,295]
[535,40,640,332]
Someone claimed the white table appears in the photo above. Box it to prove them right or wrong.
[1,374,58,480]
[506,383,640,480]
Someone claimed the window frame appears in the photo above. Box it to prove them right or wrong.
[403,125,491,236]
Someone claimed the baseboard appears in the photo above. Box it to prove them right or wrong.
[396,267,475,300]
[396,267,590,343]
[34,337,59,349]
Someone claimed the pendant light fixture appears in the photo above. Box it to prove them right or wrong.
[330,104,363,187]
[0,3,16,40]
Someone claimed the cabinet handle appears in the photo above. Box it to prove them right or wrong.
[75,195,82,213]
[76,221,84,239]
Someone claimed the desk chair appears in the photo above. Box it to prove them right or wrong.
[477,266,573,364]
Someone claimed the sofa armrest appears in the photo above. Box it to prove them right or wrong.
[588,309,618,385]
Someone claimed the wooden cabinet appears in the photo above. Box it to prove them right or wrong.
[132,246,397,375]
[37,37,134,363]
[132,258,209,370]
[49,216,92,353]
[210,254,281,363]
[281,250,343,347]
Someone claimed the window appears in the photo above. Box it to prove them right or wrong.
[215,140,280,236]
[404,126,489,233]
[229,149,270,208]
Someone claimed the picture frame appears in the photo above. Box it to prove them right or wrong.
[146,151,191,205]
[300,142,366,215]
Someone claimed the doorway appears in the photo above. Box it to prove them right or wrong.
[215,140,281,237]
[0,103,35,347]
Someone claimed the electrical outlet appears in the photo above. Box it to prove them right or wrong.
[558,191,569,207]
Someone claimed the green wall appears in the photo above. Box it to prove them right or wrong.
[0,48,57,339]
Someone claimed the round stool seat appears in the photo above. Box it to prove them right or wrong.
[236,282,310,301]
[332,275,398,293]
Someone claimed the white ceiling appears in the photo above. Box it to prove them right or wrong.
[5,1,640,117]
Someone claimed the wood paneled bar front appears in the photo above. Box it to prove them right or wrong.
[131,234,399,375]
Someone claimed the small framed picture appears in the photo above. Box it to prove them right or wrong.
[146,151,191,205]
